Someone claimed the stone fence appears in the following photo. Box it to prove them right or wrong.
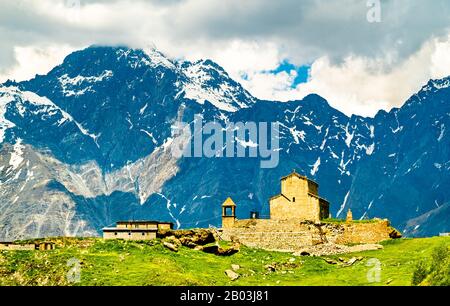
[220,219,398,252]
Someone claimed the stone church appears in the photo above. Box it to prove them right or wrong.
[222,170,330,228]
[220,170,397,251]
[269,170,329,222]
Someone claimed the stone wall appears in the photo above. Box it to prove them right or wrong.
[220,219,396,252]
[0,243,36,251]
[221,219,324,252]
[103,231,156,240]
[222,216,236,229]
[324,220,393,245]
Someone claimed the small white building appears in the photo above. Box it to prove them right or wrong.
[102,221,173,240]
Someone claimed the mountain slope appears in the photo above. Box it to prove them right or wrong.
[0,46,448,240]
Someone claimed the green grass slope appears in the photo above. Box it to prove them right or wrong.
[0,237,448,286]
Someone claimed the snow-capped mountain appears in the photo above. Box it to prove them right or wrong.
[0,46,448,240]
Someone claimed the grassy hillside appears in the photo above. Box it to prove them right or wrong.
[0,237,448,286]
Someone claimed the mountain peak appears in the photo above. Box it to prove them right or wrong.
[420,76,450,93]
[178,58,255,112]
[113,46,176,70]
[398,75,450,111]
[52,45,176,77]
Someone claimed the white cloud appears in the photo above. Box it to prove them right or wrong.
[431,37,450,79]
[240,34,450,117]
[240,69,298,101]
[0,45,75,83]
[0,0,449,116]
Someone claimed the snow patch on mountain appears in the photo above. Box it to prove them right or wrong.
[365,143,375,155]
[156,192,181,229]
[0,87,17,142]
[337,191,350,218]
[278,122,306,144]
[9,139,25,171]
[236,137,258,148]
[74,122,100,147]
[116,48,175,70]
[139,103,148,115]
[370,125,375,138]
[180,60,255,112]
[424,78,450,91]
[344,124,354,147]
[58,70,113,97]
[433,79,450,89]
[310,157,321,176]
[355,140,375,156]
[22,90,98,144]
[438,124,445,142]
[143,48,176,70]
[140,129,158,145]
[0,86,102,147]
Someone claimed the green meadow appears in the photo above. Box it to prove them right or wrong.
[0,236,448,286]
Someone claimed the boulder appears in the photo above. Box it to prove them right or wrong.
[163,242,179,252]
[293,249,311,256]
[158,229,216,247]
[166,236,181,246]
[346,257,358,265]
[324,258,338,265]
[231,264,240,271]
[217,245,240,256]
[389,228,402,239]
[224,270,240,281]
[179,238,197,249]
[194,245,204,251]
[202,245,220,254]
[264,264,276,272]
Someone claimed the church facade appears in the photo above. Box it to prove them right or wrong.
[269,171,330,222]
[221,170,330,228]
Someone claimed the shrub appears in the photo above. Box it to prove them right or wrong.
[411,260,428,285]
[412,244,449,286]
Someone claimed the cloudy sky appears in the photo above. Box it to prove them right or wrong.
[1,0,450,116]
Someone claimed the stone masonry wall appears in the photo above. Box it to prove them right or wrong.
[324,220,393,245]
[220,219,394,252]
[221,219,324,252]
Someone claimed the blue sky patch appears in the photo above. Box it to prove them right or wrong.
[271,60,311,88]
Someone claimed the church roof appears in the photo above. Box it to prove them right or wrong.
[116,220,173,225]
[308,192,329,204]
[281,170,318,186]
[222,197,236,207]
[269,193,291,202]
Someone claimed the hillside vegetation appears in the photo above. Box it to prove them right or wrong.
[0,237,448,286]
